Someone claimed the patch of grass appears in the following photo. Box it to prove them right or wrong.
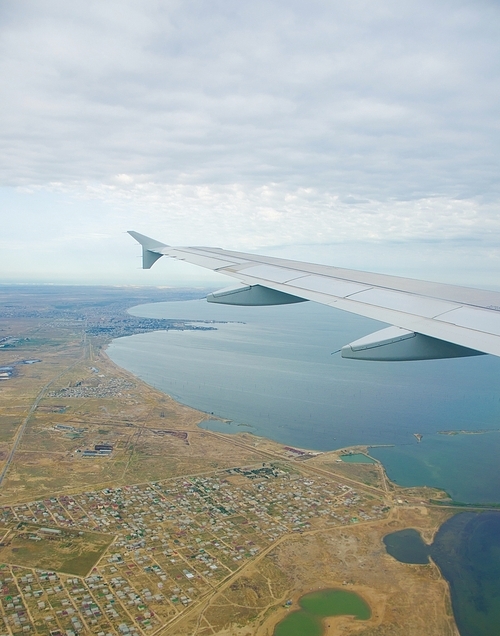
[0,524,113,577]
[61,551,106,577]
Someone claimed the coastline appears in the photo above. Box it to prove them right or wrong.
[107,322,500,504]
[102,339,462,513]
[109,299,500,505]
[103,340,448,501]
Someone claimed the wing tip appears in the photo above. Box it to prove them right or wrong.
[128,231,168,269]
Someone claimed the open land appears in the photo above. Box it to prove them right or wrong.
[0,285,460,635]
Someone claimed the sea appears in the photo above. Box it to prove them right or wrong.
[107,298,500,504]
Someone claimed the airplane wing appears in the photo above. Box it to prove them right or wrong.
[128,231,500,361]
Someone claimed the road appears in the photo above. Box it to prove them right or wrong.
[0,333,87,489]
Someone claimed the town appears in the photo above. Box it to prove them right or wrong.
[0,464,387,635]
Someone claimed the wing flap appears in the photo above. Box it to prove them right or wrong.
[436,306,500,337]
[342,287,458,318]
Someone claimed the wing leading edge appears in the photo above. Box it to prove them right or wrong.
[128,231,500,361]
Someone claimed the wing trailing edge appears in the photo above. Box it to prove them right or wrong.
[128,231,500,361]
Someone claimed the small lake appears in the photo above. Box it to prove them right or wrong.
[274,588,371,636]
[340,453,377,464]
[384,512,500,636]
[383,528,429,564]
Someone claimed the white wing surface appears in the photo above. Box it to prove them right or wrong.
[128,231,500,361]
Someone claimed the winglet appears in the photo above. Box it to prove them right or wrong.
[128,231,168,269]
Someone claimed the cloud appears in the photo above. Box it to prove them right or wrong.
[0,0,499,283]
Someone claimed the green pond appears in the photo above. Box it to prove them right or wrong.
[340,453,376,464]
[274,589,371,636]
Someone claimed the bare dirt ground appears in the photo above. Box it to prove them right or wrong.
[258,505,458,636]
[168,505,458,636]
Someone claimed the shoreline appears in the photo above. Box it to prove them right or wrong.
[101,343,450,502]
[104,335,500,511]
[107,299,500,506]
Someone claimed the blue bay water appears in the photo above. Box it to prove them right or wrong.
[107,299,500,503]
[384,513,500,636]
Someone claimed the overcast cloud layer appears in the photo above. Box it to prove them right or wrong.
[1,0,499,284]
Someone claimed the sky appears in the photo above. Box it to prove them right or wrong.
[1,0,499,286]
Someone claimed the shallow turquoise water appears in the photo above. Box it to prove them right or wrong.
[370,432,500,503]
[340,453,376,464]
